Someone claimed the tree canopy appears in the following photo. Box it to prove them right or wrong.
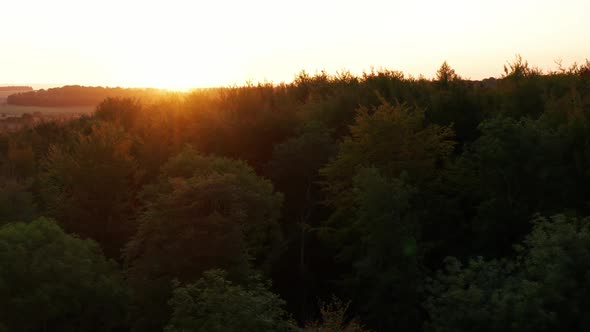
[124,146,283,331]
[0,218,128,332]
[2,59,590,332]
[425,214,590,332]
[166,269,295,332]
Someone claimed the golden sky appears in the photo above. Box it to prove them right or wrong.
[1,0,589,89]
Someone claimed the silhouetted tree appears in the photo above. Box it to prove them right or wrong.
[436,61,459,88]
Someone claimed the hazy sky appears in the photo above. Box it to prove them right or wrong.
[1,0,588,89]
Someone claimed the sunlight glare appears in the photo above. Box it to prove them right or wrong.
[0,0,588,88]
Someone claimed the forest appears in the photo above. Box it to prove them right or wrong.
[0,86,32,91]
[1,57,590,332]
[6,85,170,107]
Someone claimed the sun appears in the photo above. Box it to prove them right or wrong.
[115,46,233,90]
[102,5,247,90]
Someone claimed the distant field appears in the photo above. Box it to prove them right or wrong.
[0,104,95,116]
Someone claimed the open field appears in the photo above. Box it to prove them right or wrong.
[0,104,95,116]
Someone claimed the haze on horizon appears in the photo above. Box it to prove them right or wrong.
[1,0,588,90]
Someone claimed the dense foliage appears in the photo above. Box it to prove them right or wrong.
[1,58,590,331]
[124,147,283,331]
[166,269,295,332]
[0,218,128,332]
[425,214,590,332]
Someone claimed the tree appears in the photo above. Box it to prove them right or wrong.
[0,178,36,224]
[502,55,537,81]
[435,61,459,88]
[268,121,336,227]
[319,101,454,331]
[125,146,283,331]
[302,297,371,332]
[94,97,143,130]
[267,121,337,319]
[445,116,569,257]
[4,139,36,180]
[515,214,590,330]
[321,101,455,217]
[424,256,515,332]
[0,218,128,332]
[344,168,421,331]
[500,55,545,118]
[165,269,295,332]
[429,62,481,144]
[425,214,590,332]
[39,122,139,258]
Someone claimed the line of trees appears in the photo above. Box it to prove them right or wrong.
[0,57,589,331]
[0,86,32,91]
[6,85,171,107]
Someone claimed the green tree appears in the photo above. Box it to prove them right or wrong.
[319,101,454,331]
[425,214,590,332]
[40,122,139,258]
[0,218,128,332]
[125,146,283,331]
[345,168,421,331]
[165,269,295,332]
[0,178,36,224]
[424,256,516,332]
[446,116,568,256]
[268,121,336,227]
[267,121,336,319]
[321,101,454,217]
